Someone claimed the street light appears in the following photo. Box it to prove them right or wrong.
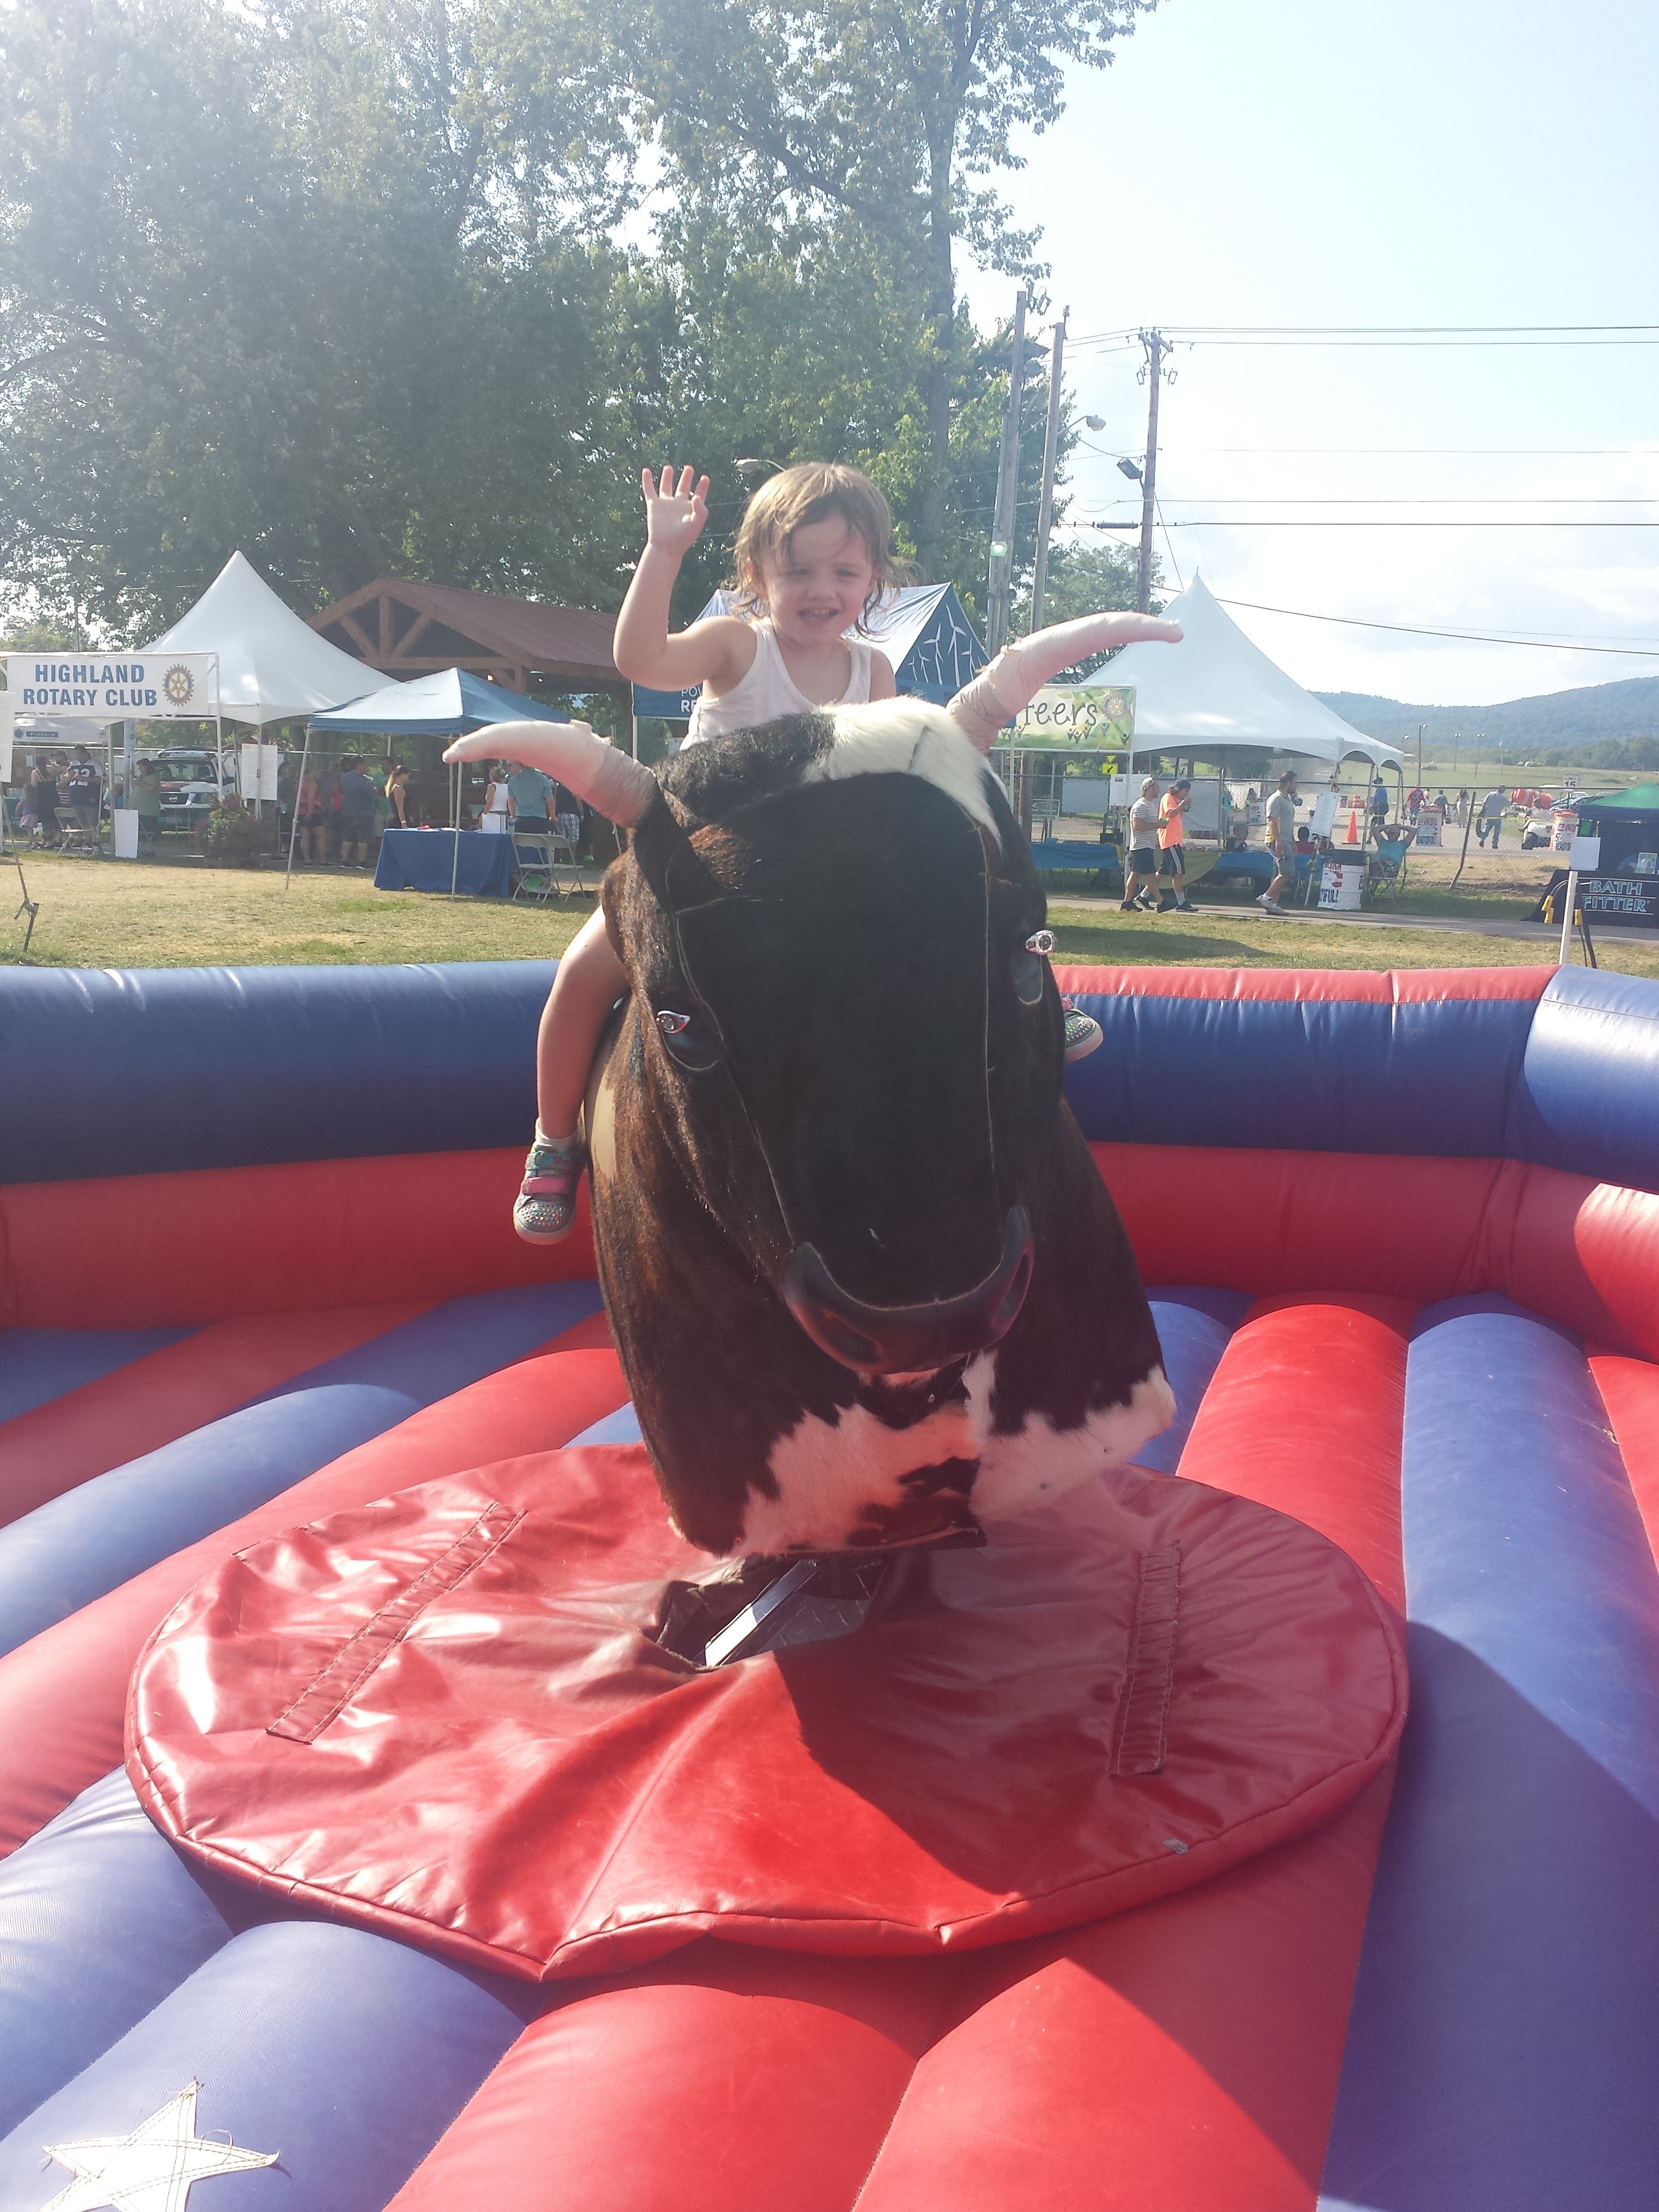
[1117,457,1143,482]
[1084,414,1107,432]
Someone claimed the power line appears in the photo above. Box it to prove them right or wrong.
[1098,495,1659,507]
[1082,517,1659,529]
[1067,322,1659,350]
[1213,596,1659,659]
[1148,445,1659,457]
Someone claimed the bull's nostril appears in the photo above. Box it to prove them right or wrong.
[783,1207,1034,1374]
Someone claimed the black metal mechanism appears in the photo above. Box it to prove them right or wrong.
[654,1528,986,1670]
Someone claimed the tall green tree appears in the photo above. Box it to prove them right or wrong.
[593,0,1153,580]
[608,210,1040,626]
[0,0,638,632]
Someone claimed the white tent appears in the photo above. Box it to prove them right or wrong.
[150,551,379,727]
[1087,576,1402,771]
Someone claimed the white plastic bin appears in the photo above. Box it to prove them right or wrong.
[112,808,140,860]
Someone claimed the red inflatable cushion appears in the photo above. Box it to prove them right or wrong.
[129,1445,1406,1984]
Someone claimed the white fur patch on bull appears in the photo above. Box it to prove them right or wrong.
[965,1357,1177,1524]
[741,1394,984,1557]
[739,1355,1175,1555]
[808,700,1002,845]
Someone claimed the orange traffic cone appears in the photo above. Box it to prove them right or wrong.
[1345,808,1360,844]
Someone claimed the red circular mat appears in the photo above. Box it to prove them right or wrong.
[128,1445,1406,1984]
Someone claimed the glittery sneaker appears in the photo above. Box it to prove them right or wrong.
[513,1132,586,1244]
[1060,998,1104,1064]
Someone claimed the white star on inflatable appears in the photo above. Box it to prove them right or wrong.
[41,2082,278,2212]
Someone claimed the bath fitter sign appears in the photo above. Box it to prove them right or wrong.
[1012,684,1135,750]
[1,649,219,718]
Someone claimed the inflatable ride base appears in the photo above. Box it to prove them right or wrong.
[129,1445,1405,1983]
[7,958,1659,2212]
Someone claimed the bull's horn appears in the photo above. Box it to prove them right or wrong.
[946,610,1184,754]
[443,721,657,827]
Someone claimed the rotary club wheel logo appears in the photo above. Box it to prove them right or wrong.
[162,663,196,708]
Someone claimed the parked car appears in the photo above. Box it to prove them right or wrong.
[139,749,236,836]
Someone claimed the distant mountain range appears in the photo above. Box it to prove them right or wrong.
[1313,674,1659,749]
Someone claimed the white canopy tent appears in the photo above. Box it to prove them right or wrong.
[150,551,379,728]
[1085,576,1403,773]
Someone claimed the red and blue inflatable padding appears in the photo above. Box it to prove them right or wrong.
[1,957,1657,2210]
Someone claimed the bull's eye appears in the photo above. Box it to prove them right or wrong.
[1012,928,1052,1007]
[654,1005,721,1072]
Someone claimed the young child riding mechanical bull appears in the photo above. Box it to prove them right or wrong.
[468,460,1183,1246]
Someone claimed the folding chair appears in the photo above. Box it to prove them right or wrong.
[511,829,583,902]
[57,814,104,858]
[1366,838,1410,905]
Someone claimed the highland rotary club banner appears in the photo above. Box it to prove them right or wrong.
[2,649,220,719]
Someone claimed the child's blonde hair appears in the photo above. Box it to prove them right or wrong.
[730,462,898,632]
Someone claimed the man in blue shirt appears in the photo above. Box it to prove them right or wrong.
[337,758,378,866]
[507,763,554,832]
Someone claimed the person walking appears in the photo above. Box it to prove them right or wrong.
[1368,774,1390,844]
[1477,787,1507,850]
[1122,775,1161,913]
[1157,776,1194,912]
[1257,768,1298,916]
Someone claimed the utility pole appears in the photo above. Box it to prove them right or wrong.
[1135,330,1170,613]
[987,288,1030,656]
[1029,309,1068,634]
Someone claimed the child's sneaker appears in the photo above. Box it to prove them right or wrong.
[513,1131,586,1243]
[1060,997,1104,1063]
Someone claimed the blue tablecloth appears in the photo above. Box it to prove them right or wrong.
[374,829,517,899]
[1028,839,1119,876]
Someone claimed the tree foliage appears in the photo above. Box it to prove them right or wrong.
[0,0,1142,641]
[594,0,1149,578]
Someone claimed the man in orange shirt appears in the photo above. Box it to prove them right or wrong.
[1157,776,1194,913]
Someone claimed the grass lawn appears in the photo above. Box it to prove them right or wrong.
[5,840,1656,976]
[2,851,596,968]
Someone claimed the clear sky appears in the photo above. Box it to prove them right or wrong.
[956,0,1659,709]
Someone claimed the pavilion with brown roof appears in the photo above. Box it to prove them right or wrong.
[306,579,623,704]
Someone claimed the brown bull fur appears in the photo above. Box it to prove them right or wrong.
[583,706,1173,1558]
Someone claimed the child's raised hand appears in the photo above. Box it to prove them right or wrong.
[640,465,710,557]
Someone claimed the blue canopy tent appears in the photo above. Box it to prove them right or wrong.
[630,585,987,721]
[296,669,570,894]
[307,668,571,739]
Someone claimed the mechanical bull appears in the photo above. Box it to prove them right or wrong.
[454,614,1176,1563]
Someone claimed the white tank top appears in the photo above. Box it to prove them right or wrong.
[683,620,873,746]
